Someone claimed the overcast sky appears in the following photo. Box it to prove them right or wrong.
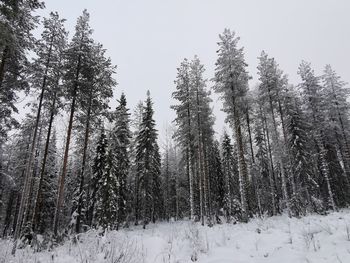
[35,0,350,140]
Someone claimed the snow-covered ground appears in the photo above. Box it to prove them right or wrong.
[1,210,350,263]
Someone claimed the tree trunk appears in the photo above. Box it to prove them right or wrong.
[195,86,207,225]
[164,137,170,221]
[2,190,15,237]
[53,54,80,235]
[174,145,179,220]
[0,46,9,90]
[232,99,248,222]
[12,39,54,251]
[186,91,194,220]
[262,108,277,216]
[246,105,255,164]
[31,95,57,232]
[278,97,299,210]
[318,135,336,211]
[75,94,92,233]
[24,122,43,224]
[246,105,261,214]
[267,92,291,217]
[223,153,232,221]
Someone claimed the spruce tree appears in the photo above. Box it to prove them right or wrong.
[208,140,224,223]
[135,91,162,228]
[36,130,58,233]
[94,129,118,229]
[221,131,239,221]
[110,93,131,229]
[171,59,195,220]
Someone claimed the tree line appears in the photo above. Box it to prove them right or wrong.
[1,0,350,250]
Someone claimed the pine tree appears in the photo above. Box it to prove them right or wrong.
[257,51,290,216]
[73,40,115,233]
[323,65,350,180]
[285,90,319,215]
[53,10,95,235]
[213,29,250,222]
[298,61,336,210]
[12,6,66,245]
[29,11,67,233]
[0,0,44,144]
[190,56,215,225]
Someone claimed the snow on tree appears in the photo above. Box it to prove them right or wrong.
[135,91,162,228]
[110,93,131,229]
[213,29,250,222]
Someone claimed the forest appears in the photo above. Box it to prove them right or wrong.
[1,0,350,254]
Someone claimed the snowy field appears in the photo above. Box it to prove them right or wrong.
[1,210,350,263]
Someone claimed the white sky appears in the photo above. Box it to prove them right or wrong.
[33,0,350,141]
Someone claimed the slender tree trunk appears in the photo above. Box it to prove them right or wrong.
[246,106,255,164]
[318,137,336,210]
[223,154,232,220]
[186,93,194,220]
[174,145,179,220]
[262,109,277,216]
[31,95,57,232]
[267,91,290,217]
[134,170,140,225]
[278,98,297,193]
[246,105,262,214]
[75,94,92,233]
[164,135,170,221]
[0,46,9,90]
[232,98,248,222]
[195,86,207,225]
[12,40,54,252]
[204,144,212,225]
[53,53,80,235]
[2,190,15,237]
[24,123,43,224]
[12,191,21,235]
[334,131,350,193]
